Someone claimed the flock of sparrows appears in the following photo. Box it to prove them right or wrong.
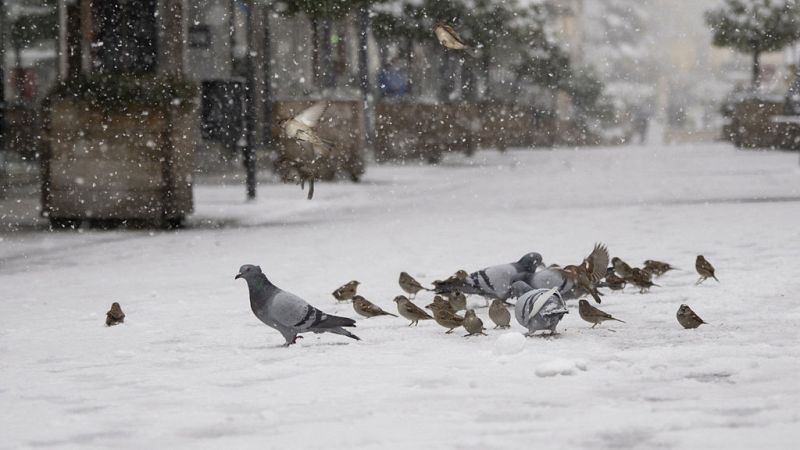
[278,22,478,199]
[327,246,718,338]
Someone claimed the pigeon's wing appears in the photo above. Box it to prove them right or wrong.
[584,243,609,283]
[270,290,328,331]
[294,101,329,128]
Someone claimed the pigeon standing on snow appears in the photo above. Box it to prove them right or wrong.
[393,295,433,326]
[434,252,544,301]
[695,255,718,285]
[578,299,625,329]
[332,280,360,302]
[352,295,398,318]
[235,265,359,346]
[677,304,707,329]
[512,282,568,336]
[462,310,487,337]
[106,302,125,326]
[488,299,511,329]
[527,244,608,302]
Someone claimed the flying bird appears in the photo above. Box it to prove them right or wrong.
[352,295,398,318]
[676,304,707,329]
[278,101,335,200]
[695,255,718,285]
[555,243,609,303]
[433,22,476,56]
[235,265,359,346]
[393,295,433,326]
[578,299,625,328]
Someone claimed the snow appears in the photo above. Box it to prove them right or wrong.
[2,142,800,448]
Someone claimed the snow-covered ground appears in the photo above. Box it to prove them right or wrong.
[1,142,800,449]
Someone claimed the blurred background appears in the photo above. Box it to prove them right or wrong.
[1,0,799,228]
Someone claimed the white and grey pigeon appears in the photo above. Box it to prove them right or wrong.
[526,267,578,300]
[434,253,544,301]
[512,281,568,336]
[235,265,360,346]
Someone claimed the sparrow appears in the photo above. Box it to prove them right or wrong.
[433,22,475,54]
[695,255,718,284]
[393,295,433,326]
[643,260,676,276]
[559,243,609,304]
[426,300,464,333]
[279,101,334,158]
[611,257,633,279]
[106,302,125,326]
[628,268,659,293]
[332,280,360,302]
[399,271,431,298]
[602,270,627,291]
[676,304,707,329]
[446,290,467,312]
[352,295,398,318]
[430,295,456,313]
[435,269,469,286]
[578,299,625,328]
[488,299,511,329]
[462,309,487,337]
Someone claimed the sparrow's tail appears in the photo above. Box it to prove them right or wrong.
[712,275,719,282]
[381,311,399,318]
[612,317,626,323]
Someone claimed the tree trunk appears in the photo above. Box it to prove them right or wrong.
[482,51,491,99]
[311,17,320,86]
[752,50,761,89]
[320,19,333,89]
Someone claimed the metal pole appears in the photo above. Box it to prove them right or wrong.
[0,0,8,198]
[357,5,373,149]
[243,0,256,200]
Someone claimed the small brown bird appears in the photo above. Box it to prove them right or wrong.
[578,299,625,328]
[332,280,360,302]
[560,243,609,304]
[106,302,125,326]
[430,295,455,313]
[462,309,487,337]
[399,271,431,298]
[393,295,433,326]
[446,290,467,312]
[628,268,659,293]
[643,260,676,276]
[612,257,633,279]
[695,255,718,285]
[676,304,707,329]
[603,272,627,291]
[433,22,472,52]
[488,299,511,329]
[436,269,469,285]
[426,300,464,333]
[352,295,398,318]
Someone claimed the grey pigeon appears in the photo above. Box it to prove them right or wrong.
[512,281,568,336]
[526,267,578,300]
[434,252,544,300]
[235,265,359,346]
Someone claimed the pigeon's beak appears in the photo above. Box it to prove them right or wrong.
[235,273,242,280]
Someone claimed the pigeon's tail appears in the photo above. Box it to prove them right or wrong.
[327,327,361,341]
[317,314,357,329]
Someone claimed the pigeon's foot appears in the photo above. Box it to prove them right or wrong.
[283,336,304,346]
